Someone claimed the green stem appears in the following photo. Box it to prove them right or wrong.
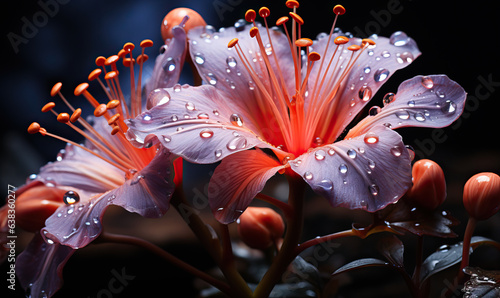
[253,175,306,298]
[98,232,231,295]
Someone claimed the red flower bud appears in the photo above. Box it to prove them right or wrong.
[15,186,66,232]
[406,159,446,210]
[237,207,285,250]
[161,8,207,41]
[463,172,500,220]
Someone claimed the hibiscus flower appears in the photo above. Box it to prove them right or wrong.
[127,4,466,224]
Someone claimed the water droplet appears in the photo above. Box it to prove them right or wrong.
[360,200,368,207]
[230,113,244,127]
[185,102,195,111]
[142,112,152,122]
[304,171,313,180]
[435,90,446,99]
[315,150,326,161]
[93,217,100,224]
[374,68,390,82]
[381,50,391,58]
[165,58,176,72]
[390,31,409,46]
[364,66,371,73]
[194,53,205,65]
[226,135,247,151]
[63,191,79,205]
[318,179,333,191]
[163,135,172,143]
[391,146,403,157]
[215,149,222,158]
[396,51,414,64]
[131,175,144,185]
[414,112,426,122]
[199,129,214,139]
[206,73,217,85]
[213,109,220,116]
[314,137,323,146]
[173,84,182,92]
[358,86,372,101]
[197,113,209,119]
[248,80,256,90]
[441,100,457,115]
[149,89,171,106]
[368,159,376,169]
[328,148,335,155]
[369,184,379,196]
[383,92,395,106]
[339,164,348,174]
[421,76,434,89]
[395,109,410,120]
[226,56,237,68]
[347,149,357,159]
[364,132,379,144]
[407,100,415,107]
[367,49,374,56]
[234,19,246,32]
[369,106,381,116]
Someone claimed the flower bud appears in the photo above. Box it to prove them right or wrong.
[406,159,446,210]
[161,8,207,41]
[463,172,500,220]
[15,186,66,232]
[237,207,285,250]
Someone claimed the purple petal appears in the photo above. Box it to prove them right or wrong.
[347,74,467,137]
[289,126,412,212]
[126,85,272,163]
[145,23,187,98]
[188,24,296,113]
[42,148,174,249]
[17,233,74,298]
[307,31,421,140]
[208,149,285,224]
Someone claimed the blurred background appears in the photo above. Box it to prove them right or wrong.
[1,0,499,297]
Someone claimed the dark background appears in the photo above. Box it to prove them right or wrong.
[1,0,499,297]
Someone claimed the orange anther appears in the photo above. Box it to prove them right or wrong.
[276,16,289,26]
[74,82,89,96]
[137,54,149,64]
[333,4,346,15]
[123,42,135,52]
[286,0,299,9]
[57,113,70,123]
[105,55,119,66]
[105,71,118,80]
[228,38,239,48]
[106,99,120,109]
[107,113,121,125]
[348,44,361,51]
[289,12,304,25]
[41,102,56,113]
[334,36,349,45]
[117,49,127,59]
[259,7,270,18]
[95,56,106,67]
[295,38,313,47]
[123,58,135,67]
[161,8,207,41]
[249,27,259,38]
[94,104,107,117]
[362,38,376,46]
[88,69,102,81]
[308,52,321,61]
[28,122,41,134]
[50,82,62,97]
[111,125,120,135]
[140,39,154,48]
[245,9,256,22]
[70,108,82,123]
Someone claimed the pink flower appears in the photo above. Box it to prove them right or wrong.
[127,5,467,223]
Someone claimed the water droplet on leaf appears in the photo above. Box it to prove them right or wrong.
[63,191,79,205]
[374,68,390,82]
[364,132,379,144]
[314,150,326,161]
[194,53,205,65]
[230,113,244,127]
[358,86,372,101]
[304,171,313,180]
[421,76,434,89]
[200,129,214,139]
[339,164,348,174]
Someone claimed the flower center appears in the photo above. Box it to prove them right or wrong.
[28,40,157,179]
[228,1,375,156]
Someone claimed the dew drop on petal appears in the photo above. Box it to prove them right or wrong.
[318,179,333,191]
[369,106,381,116]
[149,89,171,106]
[397,51,414,64]
[395,109,410,120]
[383,92,395,106]
[441,100,457,115]
[390,31,409,46]
[414,112,426,122]
[226,135,247,151]
[142,112,152,122]
[364,66,371,74]
[226,56,237,68]
[314,137,323,146]
[197,113,209,119]
[368,159,376,169]
[347,149,357,159]
[328,148,335,156]
[215,149,222,158]
[407,100,415,107]
[364,132,379,144]
[436,90,446,99]
[163,135,172,143]
[369,184,380,196]
[173,84,182,92]
[381,51,391,58]
[63,191,79,205]
[314,150,326,161]
[391,146,403,157]
[206,73,217,85]
[358,86,372,101]
[304,171,313,180]
[213,109,220,116]
[421,76,434,89]
[199,129,214,139]
[374,68,390,82]
[339,164,348,174]
[185,102,195,111]
[230,113,244,127]
[194,53,205,65]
